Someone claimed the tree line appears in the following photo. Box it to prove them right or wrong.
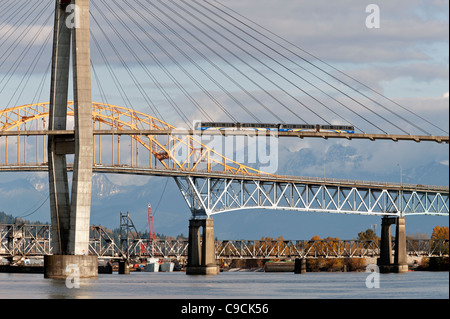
[0,211,48,225]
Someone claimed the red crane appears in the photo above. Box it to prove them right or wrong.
[148,203,156,240]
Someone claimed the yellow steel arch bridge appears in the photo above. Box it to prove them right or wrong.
[0,101,267,176]
[0,102,448,218]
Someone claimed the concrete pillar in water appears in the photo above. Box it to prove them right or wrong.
[186,219,219,275]
[45,0,96,279]
[188,220,202,268]
[294,258,307,274]
[118,260,130,275]
[394,217,408,273]
[377,217,395,271]
[44,255,98,279]
[377,216,408,273]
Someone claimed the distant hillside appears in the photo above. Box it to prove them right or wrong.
[0,211,47,225]
[0,212,16,224]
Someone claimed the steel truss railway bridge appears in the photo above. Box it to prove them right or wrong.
[1,224,448,260]
[0,0,448,276]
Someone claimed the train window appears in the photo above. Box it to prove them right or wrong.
[222,123,235,127]
[241,123,259,128]
[259,123,278,128]
[201,122,235,128]
[320,125,355,131]
[280,124,314,129]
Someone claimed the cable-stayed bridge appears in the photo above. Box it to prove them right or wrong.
[0,0,448,276]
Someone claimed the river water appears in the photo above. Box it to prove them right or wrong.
[0,271,447,299]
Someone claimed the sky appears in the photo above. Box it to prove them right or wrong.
[0,0,448,238]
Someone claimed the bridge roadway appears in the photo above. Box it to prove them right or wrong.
[1,164,448,217]
[0,160,447,193]
[0,129,448,144]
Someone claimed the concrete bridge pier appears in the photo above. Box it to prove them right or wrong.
[186,219,220,275]
[294,258,307,274]
[44,255,98,279]
[377,216,408,273]
[45,0,97,279]
[118,260,130,275]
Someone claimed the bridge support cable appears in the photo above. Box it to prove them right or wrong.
[0,1,41,52]
[0,0,23,24]
[99,1,224,126]
[157,0,311,125]
[99,0,232,125]
[211,0,448,136]
[128,0,272,124]
[184,0,361,129]
[0,1,48,66]
[201,0,404,134]
[0,2,53,107]
[89,17,160,130]
[122,0,263,123]
[7,30,53,110]
[170,0,383,131]
[93,0,228,126]
[90,3,191,127]
[187,0,411,135]
[2,1,448,139]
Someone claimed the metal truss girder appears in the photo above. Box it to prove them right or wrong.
[1,227,448,259]
[0,224,51,257]
[214,239,449,259]
[173,177,449,217]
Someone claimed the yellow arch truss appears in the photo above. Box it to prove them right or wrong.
[0,102,273,176]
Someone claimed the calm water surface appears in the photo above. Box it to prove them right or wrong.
[0,271,448,299]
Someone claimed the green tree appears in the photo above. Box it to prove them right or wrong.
[357,229,379,241]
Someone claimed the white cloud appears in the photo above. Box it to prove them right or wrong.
[106,174,153,187]
[284,139,311,153]
[220,0,448,63]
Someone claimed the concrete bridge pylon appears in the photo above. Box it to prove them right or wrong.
[45,0,97,278]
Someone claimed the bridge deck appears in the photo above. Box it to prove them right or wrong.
[0,164,447,193]
[0,129,448,144]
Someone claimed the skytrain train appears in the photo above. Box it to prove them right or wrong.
[195,122,355,134]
